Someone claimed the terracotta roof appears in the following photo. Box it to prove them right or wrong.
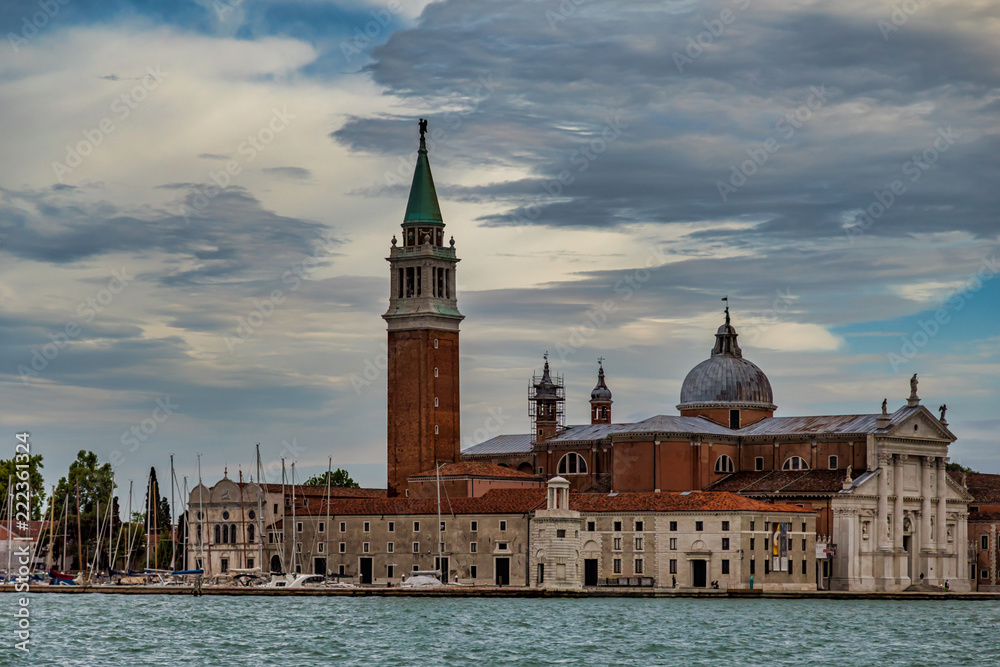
[707,469,852,495]
[292,488,810,517]
[0,520,51,540]
[257,484,386,499]
[952,471,1000,504]
[409,462,540,480]
[970,511,1000,522]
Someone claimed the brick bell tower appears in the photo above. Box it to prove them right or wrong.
[383,119,463,497]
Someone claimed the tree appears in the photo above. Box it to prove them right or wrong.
[303,468,360,488]
[50,450,117,571]
[946,462,976,473]
[0,453,46,521]
[142,467,173,569]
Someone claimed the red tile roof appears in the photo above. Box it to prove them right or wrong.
[293,488,811,516]
[257,484,387,498]
[409,462,540,480]
[951,471,1000,504]
[707,469,851,495]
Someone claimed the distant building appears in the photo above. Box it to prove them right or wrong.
[960,471,1000,591]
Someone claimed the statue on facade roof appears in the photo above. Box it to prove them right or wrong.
[881,398,887,415]
[939,404,947,421]
[909,373,918,399]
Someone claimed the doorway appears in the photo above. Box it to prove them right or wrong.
[495,558,510,586]
[584,559,599,586]
[270,555,281,573]
[692,560,707,588]
[314,557,327,576]
[435,556,450,582]
[360,557,373,584]
[903,535,913,580]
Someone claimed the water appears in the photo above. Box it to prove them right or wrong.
[3,594,998,666]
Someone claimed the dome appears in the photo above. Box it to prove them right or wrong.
[677,310,775,411]
[590,362,612,401]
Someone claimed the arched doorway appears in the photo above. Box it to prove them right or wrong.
[270,555,282,573]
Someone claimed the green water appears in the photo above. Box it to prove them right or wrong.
[3,594,998,665]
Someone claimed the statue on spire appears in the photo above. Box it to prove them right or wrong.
[419,118,428,139]
[722,295,730,325]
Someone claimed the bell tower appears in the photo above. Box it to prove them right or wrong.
[529,353,565,441]
[589,358,613,425]
[383,119,464,497]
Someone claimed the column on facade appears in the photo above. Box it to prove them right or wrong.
[877,451,891,549]
[936,459,948,550]
[893,454,905,552]
[958,512,968,581]
[921,456,935,551]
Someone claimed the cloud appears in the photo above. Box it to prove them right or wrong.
[262,166,312,180]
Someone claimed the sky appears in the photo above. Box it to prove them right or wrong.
[1,0,998,499]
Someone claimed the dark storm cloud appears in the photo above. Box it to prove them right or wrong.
[332,0,1000,242]
[0,185,334,286]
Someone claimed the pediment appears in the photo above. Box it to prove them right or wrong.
[883,406,955,442]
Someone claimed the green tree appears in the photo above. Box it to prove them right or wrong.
[50,450,117,571]
[0,453,46,521]
[946,462,976,473]
[303,468,360,488]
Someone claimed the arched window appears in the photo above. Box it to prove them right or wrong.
[714,455,735,474]
[601,407,608,419]
[782,456,809,471]
[231,524,237,543]
[247,524,255,544]
[221,524,229,544]
[214,524,221,544]
[557,452,588,475]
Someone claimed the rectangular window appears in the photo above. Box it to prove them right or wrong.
[247,558,254,569]
[557,529,567,538]
[339,564,345,576]
[273,503,278,514]
[439,542,445,553]
[296,522,303,533]
[413,521,420,532]
[801,522,807,532]
[755,457,763,471]
[220,558,229,573]
[388,522,394,532]
[587,521,596,532]
[983,535,989,550]
[296,542,302,553]
[721,559,730,575]
[413,565,419,572]
[765,560,770,575]
[750,521,755,531]
[387,565,394,579]
[613,558,622,574]
[538,563,545,584]
[669,521,677,531]
[765,522,770,532]
[470,521,478,532]
[802,538,807,551]
[613,520,622,532]
[750,559,755,575]
[669,559,678,574]
[669,538,677,550]
[440,521,446,532]
[497,542,508,551]
[722,521,730,531]
[412,542,420,553]
[695,521,704,532]
[471,542,478,553]
[613,537,622,551]
[829,455,838,469]
[635,559,644,574]
[363,542,370,553]
[387,543,394,553]
[318,522,325,533]
[730,409,740,429]
[499,520,507,531]
[339,522,346,533]
[635,521,644,532]
[635,537,644,551]
[363,522,370,532]
[802,560,807,575]
[339,542,346,553]
[397,268,403,298]
[983,569,989,579]
[318,543,324,553]
[750,538,756,550]
[722,538,730,551]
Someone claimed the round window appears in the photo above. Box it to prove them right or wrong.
[197,511,203,520]
[248,510,256,520]
[222,511,230,520]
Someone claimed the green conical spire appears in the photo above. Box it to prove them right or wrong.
[403,119,444,226]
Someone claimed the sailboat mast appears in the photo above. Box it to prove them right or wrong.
[291,462,297,574]
[125,483,133,573]
[255,445,264,572]
[280,458,286,573]
[324,457,332,576]
[182,477,189,570]
[46,486,56,571]
[75,480,83,574]
[239,468,247,569]
[437,461,443,577]
[170,454,177,571]
[197,454,206,574]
